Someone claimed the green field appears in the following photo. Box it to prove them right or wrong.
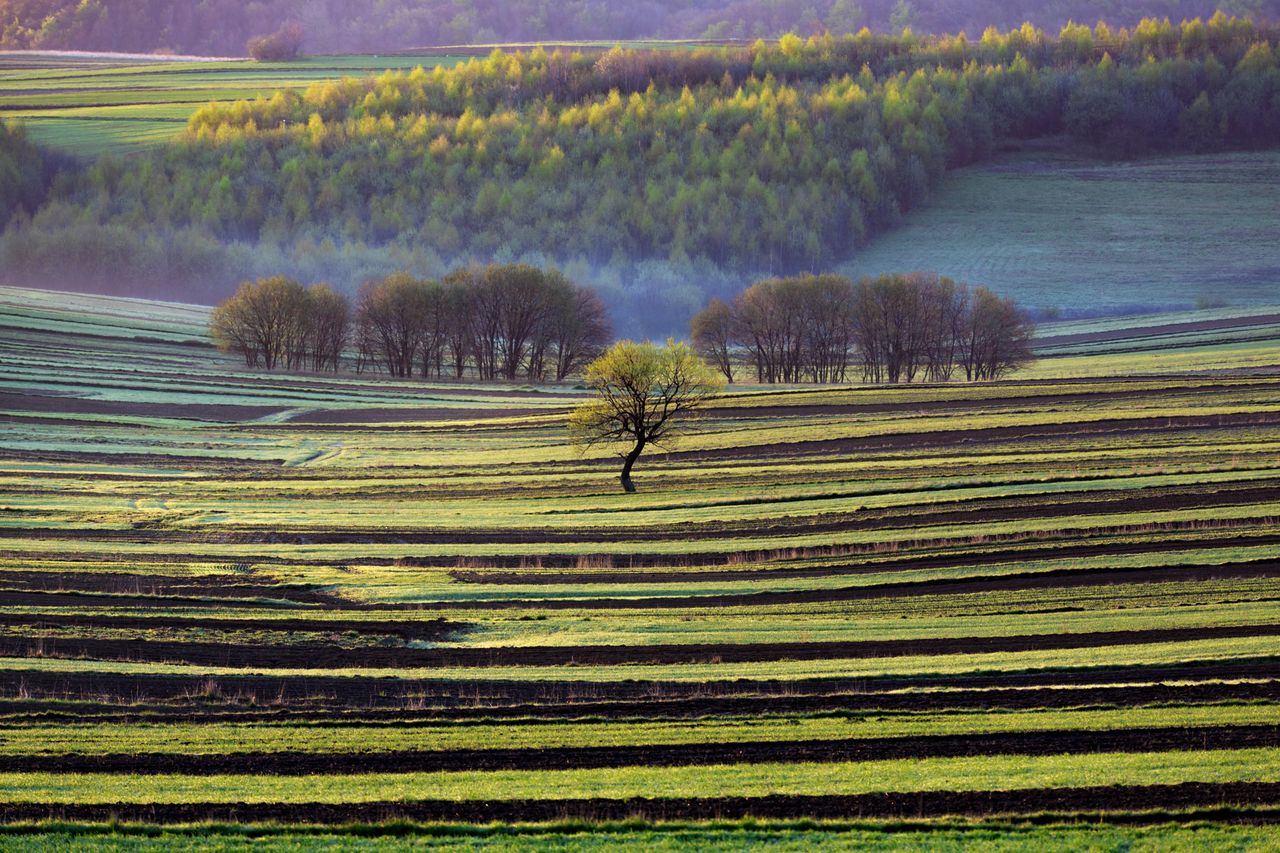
[0,53,468,156]
[6,822,1279,851]
[845,144,1280,316]
[1,284,1279,847]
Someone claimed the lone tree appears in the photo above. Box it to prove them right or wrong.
[570,340,724,493]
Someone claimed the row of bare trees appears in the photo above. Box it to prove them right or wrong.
[692,273,1036,385]
[355,264,612,381]
[210,276,349,371]
[210,265,613,382]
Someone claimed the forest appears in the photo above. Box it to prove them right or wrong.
[0,122,57,224]
[2,17,1279,334]
[1,0,1275,54]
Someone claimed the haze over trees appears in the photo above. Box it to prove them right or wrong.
[2,18,1279,334]
[247,23,304,61]
[693,271,1035,384]
[357,263,613,380]
[0,123,58,223]
[570,339,725,492]
[2,0,1277,54]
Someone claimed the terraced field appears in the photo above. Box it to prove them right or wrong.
[2,285,1280,845]
[0,53,467,156]
[844,146,1280,316]
[0,43,714,157]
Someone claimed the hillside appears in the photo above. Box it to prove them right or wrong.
[2,0,1278,55]
[845,145,1280,316]
[2,287,1280,834]
[0,53,469,156]
[3,19,1279,336]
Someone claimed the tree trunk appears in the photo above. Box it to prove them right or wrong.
[620,438,645,493]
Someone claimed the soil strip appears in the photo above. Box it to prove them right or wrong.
[17,725,1279,775]
[7,624,1278,670]
[4,781,1279,823]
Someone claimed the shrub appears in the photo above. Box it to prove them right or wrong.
[247,24,303,61]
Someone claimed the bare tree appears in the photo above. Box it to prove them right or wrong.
[213,264,613,384]
[695,271,1032,386]
[690,296,736,383]
[416,279,447,379]
[799,274,856,383]
[209,275,307,370]
[960,288,1037,380]
[307,283,350,372]
[441,271,474,380]
[490,264,560,381]
[549,286,613,382]
[355,272,429,378]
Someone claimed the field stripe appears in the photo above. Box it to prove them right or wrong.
[13,725,1280,774]
[5,781,1280,822]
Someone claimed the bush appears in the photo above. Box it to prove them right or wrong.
[247,24,302,61]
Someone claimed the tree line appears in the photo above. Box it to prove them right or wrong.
[211,263,613,381]
[4,0,1272,55]
[0,122,59,224]
[210,276,349,371]
[4,18,1279,332]
[692,272,1036,384]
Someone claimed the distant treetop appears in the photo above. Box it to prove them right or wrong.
[1,0,1277,54]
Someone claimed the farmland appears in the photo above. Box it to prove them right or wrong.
[0,53,469,156]
[1,284,1280,847]
[845,145,1280,317]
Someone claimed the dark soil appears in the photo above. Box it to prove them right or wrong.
[0,613,461,641]
[6,782,1280,823]
[6,481,1276,546]
[452,554,1280,587]
[667,411,1280,461]
[0,392,284,423]
[7,678,1280,724]
[10,527,1278,574]
[288,406,554,423]
[706,379,1280,419]
[19,725,1279,775]
[1036,315,1280,347]
[433,559,1280,610]
[0,570,335,601]
[7,623,1278,669]
[3,660,1276,710]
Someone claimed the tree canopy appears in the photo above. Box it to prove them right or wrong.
[3,19,1279,334]
[569,339,724,492]
[3,0,1277,54]
[693,271,1035,384]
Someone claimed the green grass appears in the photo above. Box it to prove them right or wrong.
[0,288,1278,830]
[4,822,1278,852]
[7,704,1277,756]
[3,748,1278,803]
[3,633,1276,681]
[0,54,468,156]
[845,145,1280,318]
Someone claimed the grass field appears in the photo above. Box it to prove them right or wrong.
[844,144,1280,317]
[0,42,720,157]
[0,53,468,156]
[1,284,1280,847]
